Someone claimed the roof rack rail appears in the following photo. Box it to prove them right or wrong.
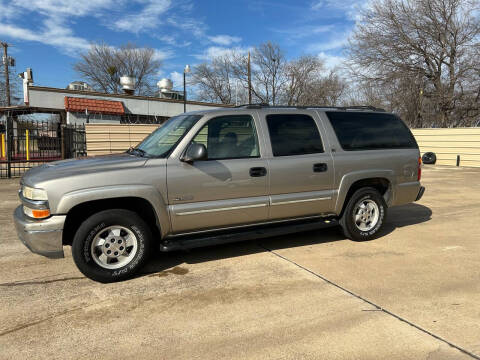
[336,105,386,112]
[233,104,386,112]
[304,105,386,112]
[234,103,269,109]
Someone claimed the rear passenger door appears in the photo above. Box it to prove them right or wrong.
[262,111,335,220]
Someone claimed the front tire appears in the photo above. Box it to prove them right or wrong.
[72,209,152,283]
[340,187,387,241]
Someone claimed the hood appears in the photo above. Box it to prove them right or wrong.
[22,153,148,186]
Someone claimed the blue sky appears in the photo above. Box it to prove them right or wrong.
[0,0,365,92]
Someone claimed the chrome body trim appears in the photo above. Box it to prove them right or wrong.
[18,190,50,210]
[176,203,268,216]
[271,197,332,206]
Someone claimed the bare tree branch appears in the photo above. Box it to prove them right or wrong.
[74,42,161,96]
[347,0,480,127]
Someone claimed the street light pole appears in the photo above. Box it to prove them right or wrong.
[183,64,190,113]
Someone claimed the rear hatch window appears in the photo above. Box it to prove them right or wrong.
[326,112,418,151]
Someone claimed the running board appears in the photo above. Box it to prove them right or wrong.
[160,217,338,252]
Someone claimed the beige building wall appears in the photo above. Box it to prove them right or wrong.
[86,124,160,156]
[86,124,480,168]
[412,128,480,168]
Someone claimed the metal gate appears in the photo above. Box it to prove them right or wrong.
[0,113,86,178]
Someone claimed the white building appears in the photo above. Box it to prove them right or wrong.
[22,84,229,125]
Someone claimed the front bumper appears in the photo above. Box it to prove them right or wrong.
[13,206,66,259]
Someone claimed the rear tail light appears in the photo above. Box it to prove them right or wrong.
[418,157,422,181]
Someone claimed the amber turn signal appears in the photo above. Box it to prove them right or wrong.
[23,206,51,219]
[32,209,51,218]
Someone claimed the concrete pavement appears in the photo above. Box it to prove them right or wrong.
[0,166,478,359]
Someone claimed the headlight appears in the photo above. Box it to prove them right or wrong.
[22,186,48,201]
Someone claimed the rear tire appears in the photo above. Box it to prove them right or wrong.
[340,187,387,241]
[72,209,152,283]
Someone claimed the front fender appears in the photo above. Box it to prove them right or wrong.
[334,170,395,214]
[55,185,170,237]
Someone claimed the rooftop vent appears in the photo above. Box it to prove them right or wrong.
[157,78,173,92]
[120,76,136,95]
[67,81,92,92]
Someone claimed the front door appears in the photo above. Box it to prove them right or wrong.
[167,114,269,234]
[262,111,335,220]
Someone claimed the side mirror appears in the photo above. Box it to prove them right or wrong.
[182,143,207,163]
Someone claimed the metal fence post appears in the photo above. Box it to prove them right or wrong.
[6,112,12,178]
[61,124,65,160]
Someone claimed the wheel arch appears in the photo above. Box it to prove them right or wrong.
[62,195,166,246]
[335,172,393,216]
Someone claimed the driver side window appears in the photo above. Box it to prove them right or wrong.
[192,115,260,160]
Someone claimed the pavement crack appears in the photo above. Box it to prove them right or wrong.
[0,306,84,337]
[258,243,480,360]
[0,276,86,287]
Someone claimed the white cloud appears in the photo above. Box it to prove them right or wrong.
[113,0,172,33]
[157,35,177,46]
[0,2,19,21]
[166,16,207,39]
[0,0,203,57]
[311,0,368,20]
[307,33,350,52]
[3,0,116,19]
[195,46,250,60]
[318,52,346,70]
[0,0,189,62]
[270,24,335,40]
[208,35,241,46]
[0,19,91,55]
[152,49,175,62]
[155,34,192,48]
[0,0,112,55]
[169,71,184,88]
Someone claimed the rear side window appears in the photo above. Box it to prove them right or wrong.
[266,114,324,156]
[326,112,418,151]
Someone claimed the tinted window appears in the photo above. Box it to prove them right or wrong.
[192,115,260,160]
[326,112,418,151]
[266,114,324,157]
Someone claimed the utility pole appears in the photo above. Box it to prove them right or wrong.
[1,42,11,106]
[247,51,252,105]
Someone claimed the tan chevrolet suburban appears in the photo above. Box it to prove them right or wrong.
[14,105,424,282]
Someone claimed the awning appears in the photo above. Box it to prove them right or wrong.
[64,97,125,115]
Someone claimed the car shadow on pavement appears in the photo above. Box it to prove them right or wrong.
[378,203,432,236]
[140,203,432,278]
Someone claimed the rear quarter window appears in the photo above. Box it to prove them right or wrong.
[326,112,418,151]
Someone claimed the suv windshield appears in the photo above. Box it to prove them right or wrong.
[133,114,202,157]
